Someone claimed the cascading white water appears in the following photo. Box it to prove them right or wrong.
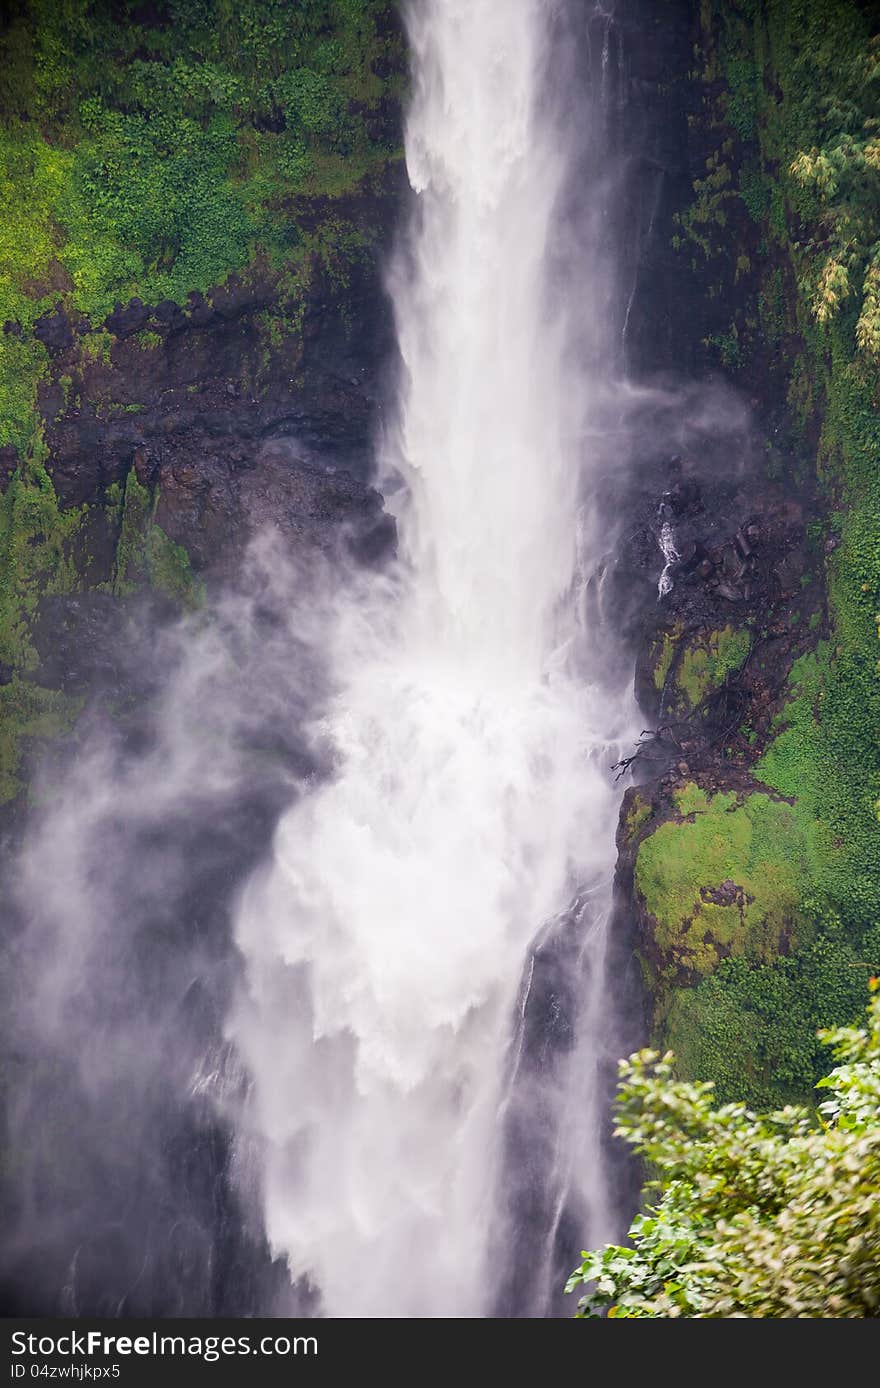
[230,0,632,1317]
[658,520,680,598]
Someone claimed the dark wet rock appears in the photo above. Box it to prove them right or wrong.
[496,887,641,1318]
[35,156,404,583]
[773,549,806,594]
[675,537,707,576]
[184,291,215,329]
[625,451,819,765]
[34,303,75,354]
[348,511,398,566]
[43,239,400,556]
[153,299,187,333]
[105,297,150,339]
[735,525,755,559]
[661,476,702,517]
[30,592,162,702]
[3,319,22,338]
[701,878,750,909]
[720,544,747,581]
[209,275,272,322]
[716,579,742,602]
[610,412,829,1048]
[0,445,18,485]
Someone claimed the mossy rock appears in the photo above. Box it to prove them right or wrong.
[650,622,682,695]
[634,782,813,985]
[674,624,751,712]
[110,469,202,608]
[622,790,653,844]
[646,622,751,720]
[0,459,201,806]
[659,922,880,1108]
[0,677,82,804]
[0,452,86,672]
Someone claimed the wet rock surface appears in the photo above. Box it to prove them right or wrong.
[40,248,399,578]
[609,443,821,774]
[606,430,826,1016]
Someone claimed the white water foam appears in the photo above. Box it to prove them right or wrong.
[230,0,635,1317]
[657,519,680,598]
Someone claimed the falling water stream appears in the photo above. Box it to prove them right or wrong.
[0,0,664,1321]
[230,0,638,1318]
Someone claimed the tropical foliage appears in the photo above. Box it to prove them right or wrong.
[567,981,880,1317]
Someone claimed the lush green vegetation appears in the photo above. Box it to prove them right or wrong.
[0,0,402,447]
[664,924,880,1109]
[641,0,880,1109]
[623,791,652,840]
[694,0,880,853]
[0,440,84,671]
[649,622,681,697]
[675,624,751,713]
[568,980,880,1317]
[636,785,809,981]
[0,1,399,804]
[649,622,751,717]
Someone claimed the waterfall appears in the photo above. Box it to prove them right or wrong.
[230,0,637,1318]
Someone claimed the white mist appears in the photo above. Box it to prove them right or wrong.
[230,0,633,1317]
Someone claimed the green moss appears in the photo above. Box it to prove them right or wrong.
[624,793,652,841]
[663,924,880,1109]
[0,132,69,449]
[0,678,82,805]
[111,469,203,609]
[673,783,712,818]
[0,336,51,454]
[651,623,682,694]
[133,330,162,352]
[636,787,811,982]
[143,526,203,608]
[674,624,751,712]
[0,0,403,449]
[757,631,880,926]
[665,0,880,1057]
[0,453,84,672]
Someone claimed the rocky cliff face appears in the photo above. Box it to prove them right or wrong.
[37,224,398,575]
[0,0,405,812]
[611,0,880,1110]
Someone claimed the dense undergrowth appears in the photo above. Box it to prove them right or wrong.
[640,0,880,1106]
[569,981,880,1317]
[0,0,401,449]
[0,0,400,803]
